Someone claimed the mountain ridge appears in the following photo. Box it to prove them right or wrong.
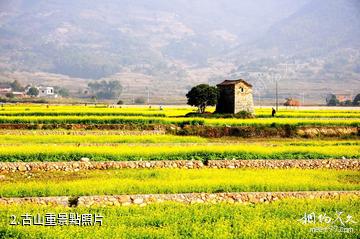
[0,0,359,103]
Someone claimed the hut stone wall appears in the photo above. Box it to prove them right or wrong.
[234,82,254,113]
[216,80,254,114]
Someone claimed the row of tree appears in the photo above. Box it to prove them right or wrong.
[9,80,24,92]
[87,80,122,100]
[326,94,360,106]
[2,80,123,100]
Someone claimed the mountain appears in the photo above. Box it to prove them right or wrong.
[0,0,359,103]
[223,0,360,102]
[264,0,360,52]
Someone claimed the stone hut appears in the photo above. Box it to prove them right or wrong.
[216,79,254,114]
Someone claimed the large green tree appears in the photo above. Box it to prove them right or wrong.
[353,94,360,106]
[88,80,122,99]
[10,80,24,92]
[326,94,339,106]
[186,84,218,113]
[26,87,39,97]
[54,87,70,97]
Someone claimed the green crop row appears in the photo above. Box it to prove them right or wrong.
[0,105,193,117]
[0,115,359,127]
[201,117,360,127]
[1,168,358,197]
[257,113,360,118]
[1,134,359,146]
[0,144,358,162]
[255,108,360,118]
[0,116,172,125]
[0,116,203,126]
[0,112,166,117]
[1,105,360,116]
[0,134,207,145]
[0,198,359,239]
[2,110,360,118]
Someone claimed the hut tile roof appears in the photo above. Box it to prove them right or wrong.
[217,79,252,88]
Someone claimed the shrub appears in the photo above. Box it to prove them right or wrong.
[135,97,146,104]
[235,111,254,119]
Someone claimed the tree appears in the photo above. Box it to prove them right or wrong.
[88,80,122,99]
[134,97,145,104]
[58,88,70,97]
[186,84,218,113]
[27,87,39,97]
[10,80,24,92]
[327,94,339,106]
[343,100,353,106]
[353,94,360,106]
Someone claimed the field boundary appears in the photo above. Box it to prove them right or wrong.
[178,125,359,138]
[0,124,358,138]
[0,159,359,173]
[0,191,358,207]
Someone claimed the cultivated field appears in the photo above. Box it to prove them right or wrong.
[0,104,359,238]
[1,198,359,239]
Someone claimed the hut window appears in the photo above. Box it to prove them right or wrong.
[240,88,244,93]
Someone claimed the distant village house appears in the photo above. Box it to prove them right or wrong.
[336,94,351,103]
[0,83,26,98]
[284,98,301,107]
[37,86,56,98]
[0,83,12,95]
[325,93,353,105]
[216,79,254,114]
[1,83,58,99]
[24,86,57,98]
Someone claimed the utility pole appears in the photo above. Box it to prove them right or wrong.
[258,91,261,108]
[275,80,279,111]
[146,87,150,105]
[302,92,305,107]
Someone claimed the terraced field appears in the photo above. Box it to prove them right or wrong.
[0,105,359,126]
[0,105,359,238]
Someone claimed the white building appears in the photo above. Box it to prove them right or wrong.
[37,86,57,98]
